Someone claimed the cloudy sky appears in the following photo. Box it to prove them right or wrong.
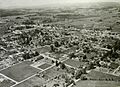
[0,0,120,8]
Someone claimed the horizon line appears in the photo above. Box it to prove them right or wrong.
[0,1,120,9]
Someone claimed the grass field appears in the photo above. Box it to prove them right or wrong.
[75,81,120,87]
[0,61,41,82]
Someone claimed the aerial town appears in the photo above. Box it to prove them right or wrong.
[0,1,120,87]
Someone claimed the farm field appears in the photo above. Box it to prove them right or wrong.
[0,75,15,87]
[14,75,47,87]
[63,59,85,68]
[38,63,52,70]
[87,70,120,81]
[14,66,67,87]
[75,81,120,87]
[0,61,41,82]
[42,66,67,79]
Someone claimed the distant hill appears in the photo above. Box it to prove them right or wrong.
[90,2,120,9]
[0,9,25,17]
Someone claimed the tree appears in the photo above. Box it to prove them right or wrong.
[75,70,82,79]
[22,20,35,25]
[81,75,87,80]
[50,44,55,52]
[33,85,41,87]
[83,55,87,59]
[54,41,60,47]
[69,52,76,59]
[111,52,119,58]
[113,40,120,51]
[60,63,66,69]
[87,62,95,70]
[34,51,39,56]
[55,61,59,67]
[53,84,59,87]
[51,60,54,63]
[22,53,30,60]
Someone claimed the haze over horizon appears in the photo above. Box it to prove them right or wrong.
[0,0,120,8]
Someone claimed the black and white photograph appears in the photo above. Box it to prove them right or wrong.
[0,0,120,87]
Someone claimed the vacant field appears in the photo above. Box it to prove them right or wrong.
[63,59,85,68]
[0,61,41,82]
[75,81,120,87]
[14,75,46,87]
[38,63,51,70]
[87,70,120,81]
[0,75,15,87]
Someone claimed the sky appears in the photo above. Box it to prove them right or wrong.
[0,0,120,8]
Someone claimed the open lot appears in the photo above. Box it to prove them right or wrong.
[0,61,41,82]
